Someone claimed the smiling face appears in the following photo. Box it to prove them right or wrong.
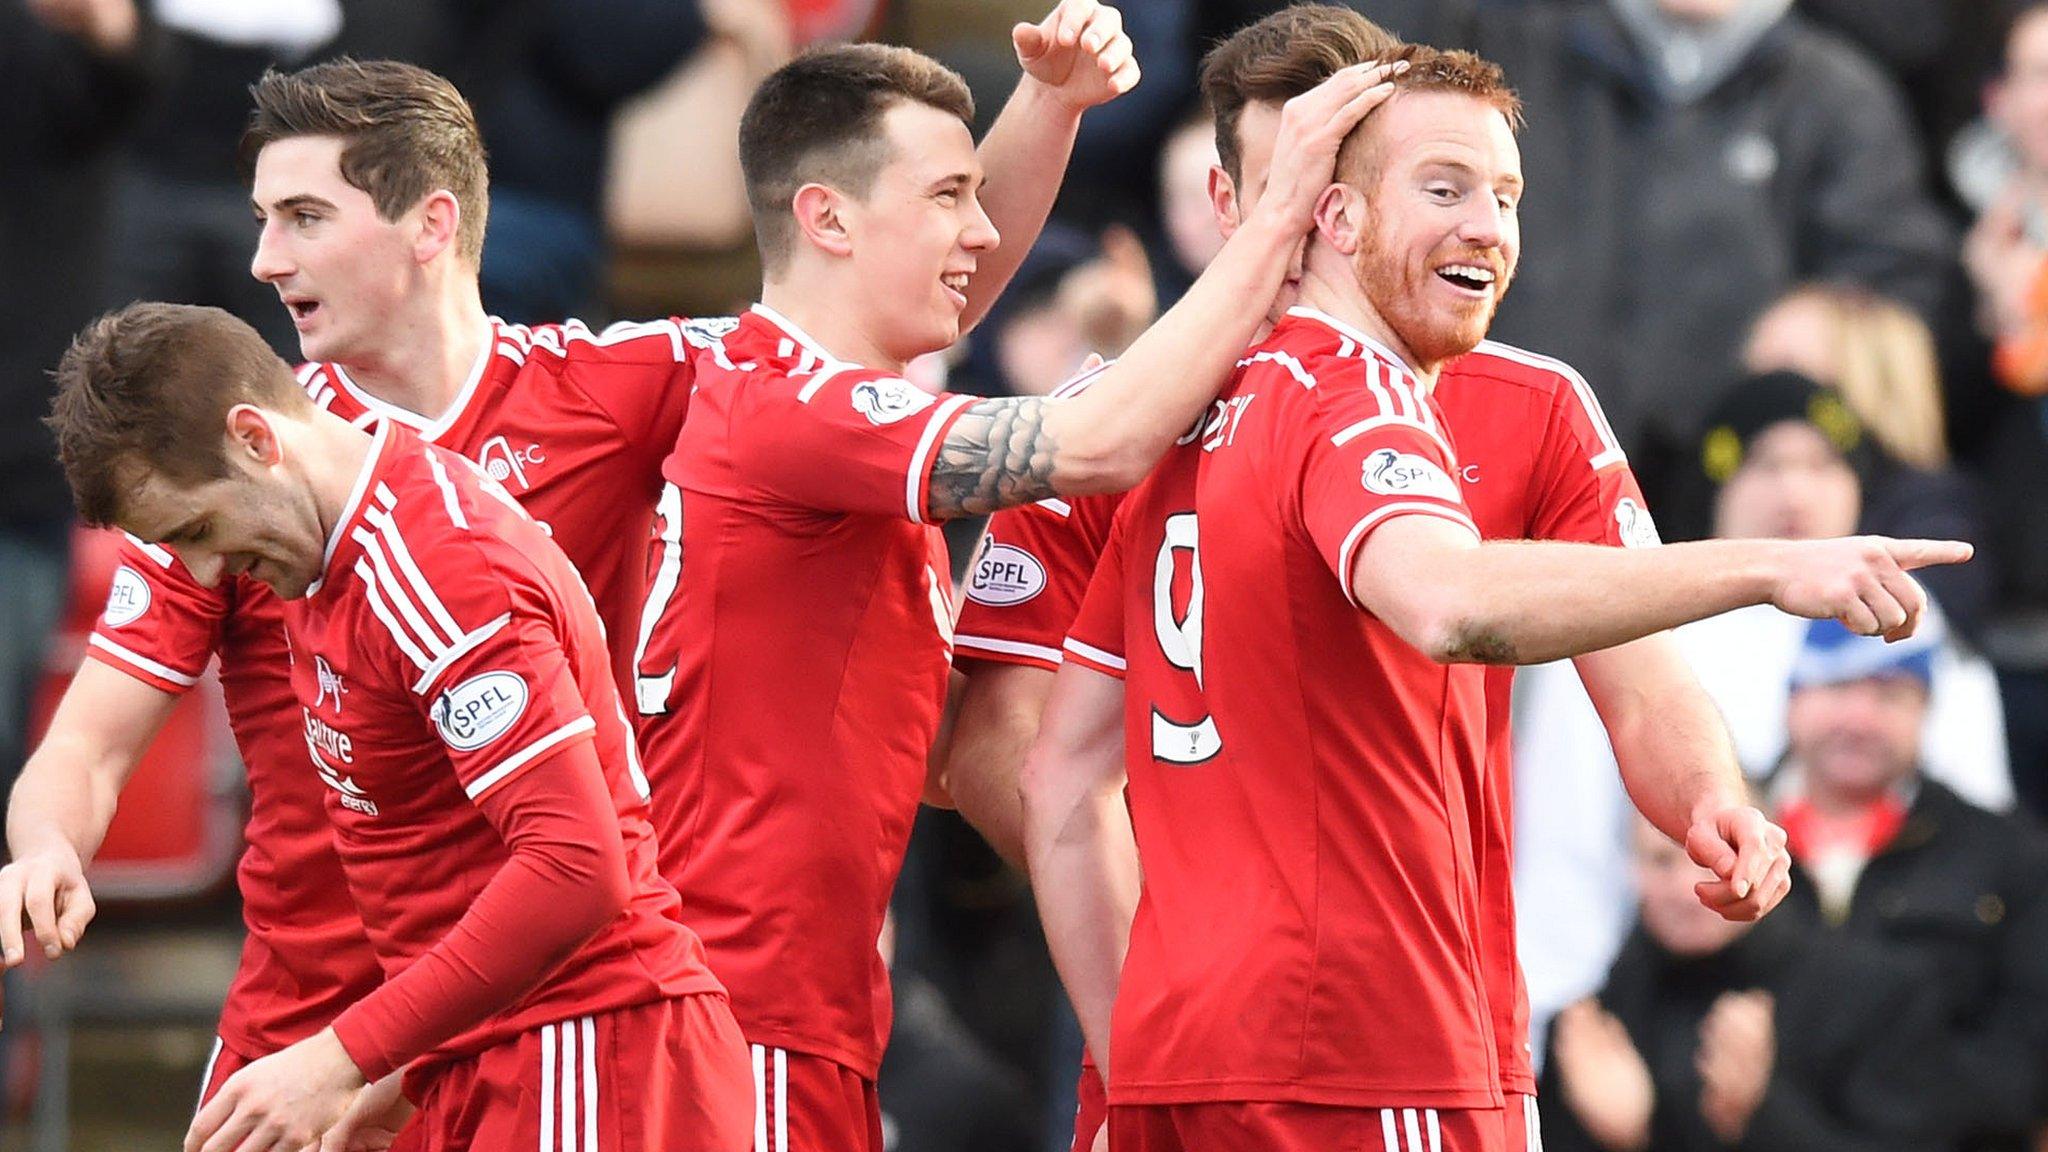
[835,100,999,363]
[250,135,428,365]
[1340,89,1521,368]
[113,411,329,599]
[1786,675,1926,802]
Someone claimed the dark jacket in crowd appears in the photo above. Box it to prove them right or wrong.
[1365,0,1956,505]
[0,4,160,532]
[1782,778,2048,1150]
[1539,913,1949,1152]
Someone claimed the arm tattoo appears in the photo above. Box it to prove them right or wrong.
[926,396,1060,520]
[1443,624,1518,665]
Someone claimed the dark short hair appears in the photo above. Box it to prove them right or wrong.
[739,43,975,273]
[242,58,490,263]
[1199,5,1403,186]
[48,303,309,526]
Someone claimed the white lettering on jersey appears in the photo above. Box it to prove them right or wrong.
[849,377,936,425]
[475,435,547,491]
[102,566,151,627]
[965,539,1046,607]
[314,656,348,713]
[303,709,355,765]
[1361,448,1461,502]
[432,671,530,751]
[1615,497,1662,549]
[1151,512,1222,764]
[1200,395,1256,453]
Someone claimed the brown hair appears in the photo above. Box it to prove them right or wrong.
[1334,42,1524,186]
[739,43,975,274]
[48,303,310,526]
[1199,5,1403,186]
[242,58,490,263]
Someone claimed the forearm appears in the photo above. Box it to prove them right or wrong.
[1574,637,1746,844]
[1374,532,1787,665]
[944,663,1056,868]
[1040,213,1301,493]
[1024,784,1137,1068]
[6,664,175,863]
[331,748,629,1079]
[964,78,1085,333]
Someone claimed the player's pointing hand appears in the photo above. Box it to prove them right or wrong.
[1768,535,1973,642]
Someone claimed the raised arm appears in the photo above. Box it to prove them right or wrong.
[924,60,1403,520]
[962,0,1139,333]
[1,660,178,968]
[1352,518,1973,665]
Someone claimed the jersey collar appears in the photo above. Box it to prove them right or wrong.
[328,319,501,443]
[308,419,397,599]
[1284,305,1432,390]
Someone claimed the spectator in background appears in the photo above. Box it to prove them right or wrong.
[1365,0,1957,516]
[1,0,157,819]
[2,0,158,1115]
[1771,617,2048,1151]
[1744,284,1993,639]
[1150,110,1223,302]
[1513,370,2009,1061]
[437,0,718,323]
[1956,3,2048,816]
[1540,818,1948,1152]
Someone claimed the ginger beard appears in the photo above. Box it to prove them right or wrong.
[1339,89,1522,370]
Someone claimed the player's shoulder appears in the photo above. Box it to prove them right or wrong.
[1450,340,1602,403]
[505,315,737,371]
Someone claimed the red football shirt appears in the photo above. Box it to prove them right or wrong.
[292,423,718,1069]
[962,326,1647,1097]
[1064,307,1496,1107]
[84,317,713,1057]
[631,304,975,1078]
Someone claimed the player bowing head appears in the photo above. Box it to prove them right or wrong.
[1312,44,1523,371]
[49,303,329,598]
[244,59,488,367]
[741,44,994,369]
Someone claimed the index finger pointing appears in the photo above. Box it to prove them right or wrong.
[1888,539,1974,570]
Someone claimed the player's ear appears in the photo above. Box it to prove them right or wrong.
[1312,184,1364,255]
[1208,165,1242,240]
[413,190,463,265]
[225,404,285,469]
[792,183,855,259]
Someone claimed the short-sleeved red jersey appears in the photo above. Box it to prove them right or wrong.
[630,304,975,1078]
[83,317,714,1057]
[964,324,1647,1097]
[289,422,719,1066]
[1063,307,1499,1108]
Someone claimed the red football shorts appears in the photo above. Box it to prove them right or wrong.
[1109,1095,1543,1152]
[1069,1061,1108,1152]
[402,994,752,1151]
[745,1043,884,1152]
[200,1034,430,1152]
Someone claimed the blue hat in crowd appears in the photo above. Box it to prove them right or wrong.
[1787,608,1945,691]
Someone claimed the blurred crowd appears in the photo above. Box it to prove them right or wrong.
[6,0,2048,1149]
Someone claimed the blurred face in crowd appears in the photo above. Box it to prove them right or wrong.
[832,100,999,365]
[249,136,446,366]
[1328,89,1522,369]
[1653,0,1745,24]
[1633,820,1751,957]
[1744,294,1839,384]
[996,297,1091,397]
[1995,8,2048,175]
[1786,674,1925,803]
[1161,119,1226,277]
[111,412,327,600]
[1712,421,1861,540]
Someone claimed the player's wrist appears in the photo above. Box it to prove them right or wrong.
[1011,72,1095,120]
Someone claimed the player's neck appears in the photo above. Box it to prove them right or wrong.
[758,280,909,376]
[301,410,380,559]
[1295,270,1441,390]
[334,286,492,422]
